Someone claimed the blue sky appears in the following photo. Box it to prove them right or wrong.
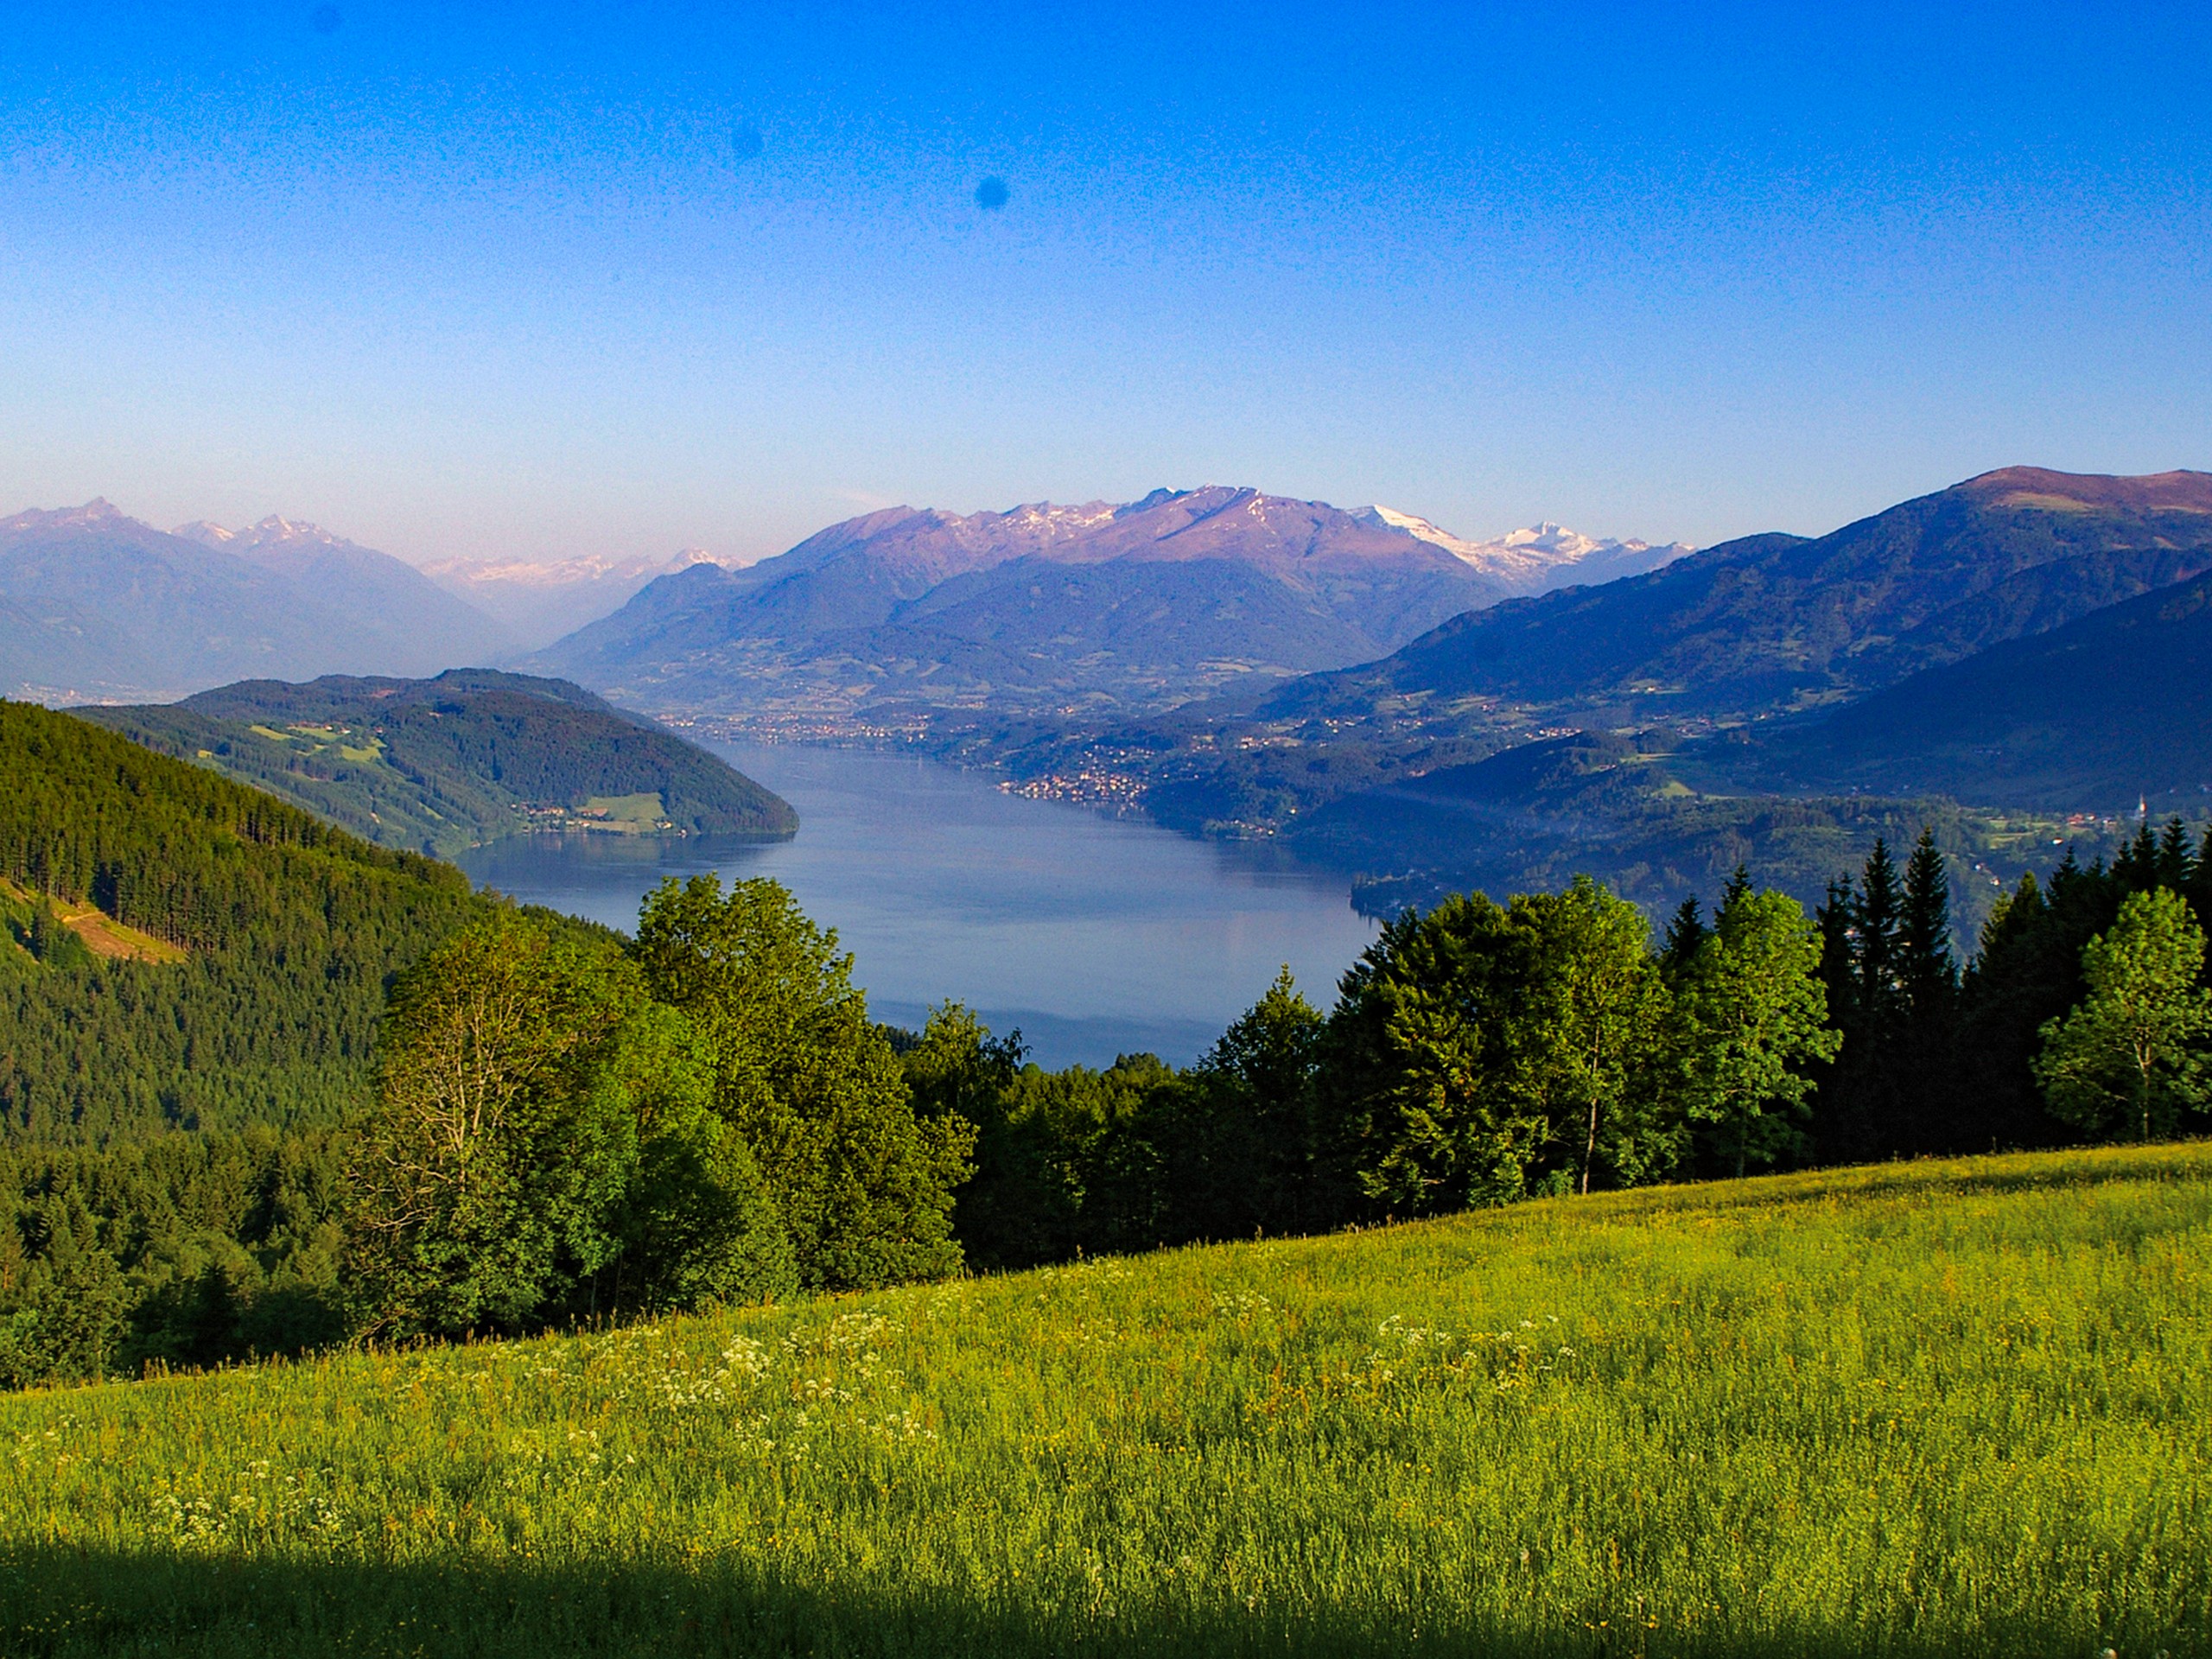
[2,2,2207,564]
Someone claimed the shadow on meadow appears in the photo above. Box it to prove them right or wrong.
[0,1547,2156,1659]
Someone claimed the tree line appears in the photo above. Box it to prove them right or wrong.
[6,825,2210,1390]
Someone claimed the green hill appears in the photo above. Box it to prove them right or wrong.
[0,700,493,1141]
[79,669,797,858]
[1,1141,2202,1657]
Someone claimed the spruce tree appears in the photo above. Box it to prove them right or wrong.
[1895,829,1961,1154]
[2155,819,2194,892]
[1857,837,1906,1025]
[1899,830,1957,1015]
[1660,897,1708,986]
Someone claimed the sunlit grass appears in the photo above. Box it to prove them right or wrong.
[3,1142,2208,1656]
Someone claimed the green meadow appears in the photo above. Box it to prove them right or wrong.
[3,1143,2207,1658]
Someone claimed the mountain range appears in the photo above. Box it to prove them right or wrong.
[4,489,1660,716]
[526,487,1687,715]
[913,467,2212,921]
[1704,566,2212,812]
[1264,467,2212,728]
[0,503,511,702]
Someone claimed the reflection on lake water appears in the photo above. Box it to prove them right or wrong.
[455,740,1378,1068]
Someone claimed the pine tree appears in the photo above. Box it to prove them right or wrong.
[1899,830,1957,1016]
[1660,897,1708,985]
[1809,841,1913,1162]
[2155,819,2194,892]
[2115,820,2161,893]
[1857,837,1906,1024]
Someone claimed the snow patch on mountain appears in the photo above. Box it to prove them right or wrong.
[1357,506,1692,593]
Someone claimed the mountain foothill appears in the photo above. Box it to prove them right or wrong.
[79,669,798,859]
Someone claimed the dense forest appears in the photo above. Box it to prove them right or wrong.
[83,670,796,858]
[0,701,498,1142]
[3,690,2209,1390]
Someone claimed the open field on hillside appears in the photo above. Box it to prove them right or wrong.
[0,876,187,965]
[3,1144,2207,1657]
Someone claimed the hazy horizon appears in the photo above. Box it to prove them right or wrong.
[4,2,2208,568]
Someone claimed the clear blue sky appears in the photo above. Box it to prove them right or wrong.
[3,2,2207,564]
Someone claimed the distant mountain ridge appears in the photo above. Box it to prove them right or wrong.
[0,501,510,702]
[1263,467,2212,725]
[79,669,796,857]
[1351,508,1692,590]
[528,486,1677,715]
[420,550,727,652]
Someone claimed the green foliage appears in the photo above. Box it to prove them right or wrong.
[1513,876,1674,1193]
[84,671,797,857]
[0,1130,349,1389]
[3,1144,2207,1657]
[2033,887,2212,1143]
[0,699,485,1142]
[1179,967,1328,1235]
[633,875,972,1292]
[1320,893,1556,1213]
[343,916,648,1339]
[597,1006,795,1316]
[1317,879,1686,1213]
[1675,887,1839,1175]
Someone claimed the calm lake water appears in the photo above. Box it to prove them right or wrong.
[455,741,1378,1069]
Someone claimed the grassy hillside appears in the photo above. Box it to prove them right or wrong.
[81,669,797,858]
[3,1142,2204,1656]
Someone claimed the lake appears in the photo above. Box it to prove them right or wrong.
[455,740,1378,1069]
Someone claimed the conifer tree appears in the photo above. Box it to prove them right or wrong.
[1857,837,1906,1025]
[1899,830,1957,1016]
[1660,897,1708,986]
[2155,819,2194,892]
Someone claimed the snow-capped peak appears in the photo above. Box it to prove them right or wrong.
[1357,505,1692,593]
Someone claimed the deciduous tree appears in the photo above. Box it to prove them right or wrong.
[2033,888,2212,1143]
[1677,887,1840,1176]
[632,875,973,1290]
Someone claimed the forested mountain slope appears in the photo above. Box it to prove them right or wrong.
[81,670,796,857]
[0,502,507,702]
[1707,567,2212,811]
[1262,467,2212,724]
[0,701,493,1141]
